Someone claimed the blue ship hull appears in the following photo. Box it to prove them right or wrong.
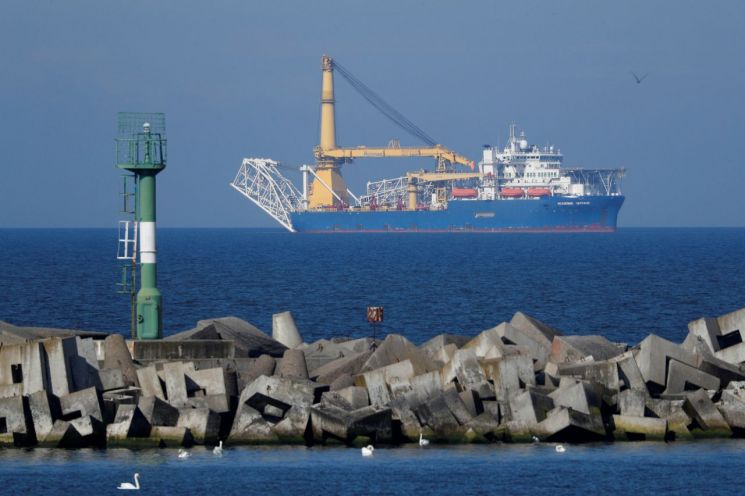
[291,195,624,232]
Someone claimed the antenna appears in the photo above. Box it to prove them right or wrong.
[115,112,167,340]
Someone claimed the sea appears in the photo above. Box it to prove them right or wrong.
[1,227,745,494]
[1,228,744,344]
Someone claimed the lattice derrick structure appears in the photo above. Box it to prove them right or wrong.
[230,158,303,232]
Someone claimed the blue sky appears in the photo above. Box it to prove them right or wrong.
[1,0,743,227]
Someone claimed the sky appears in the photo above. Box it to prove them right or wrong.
[0,0,743,228]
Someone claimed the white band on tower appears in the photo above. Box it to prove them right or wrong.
[139,221,157,264]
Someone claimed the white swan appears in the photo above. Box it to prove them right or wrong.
[361,445,374,456]
[178,449,191,459]
[419,432,430,446]
[555,444,566,453]
[531,436,540,443]
[117,473,140,490]
[213,440,223,455]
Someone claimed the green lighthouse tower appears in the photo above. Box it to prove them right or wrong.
[116,113,166,340]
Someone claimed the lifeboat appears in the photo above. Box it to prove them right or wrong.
[527,187,551,198]
[451,188,479,199]
[500,188,525,198]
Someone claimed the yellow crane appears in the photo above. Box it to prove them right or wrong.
[308,55,476,209]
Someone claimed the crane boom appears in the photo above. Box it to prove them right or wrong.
[406,171,481,182]
[308,55,475,209]
[315,145,475,170]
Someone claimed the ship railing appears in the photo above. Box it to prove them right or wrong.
[564,168,625,196]
[230,158,303,232]
[359,176,408,207]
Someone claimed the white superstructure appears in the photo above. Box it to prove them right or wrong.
[480,124,580,197]
[478,124,623,199]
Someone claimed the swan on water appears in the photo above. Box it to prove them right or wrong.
[178,449,191,459]
[361,445,374,456]
[117,473,140,490]
[419,432,430,446]
[213,440,223,455]
[555,445,566,453]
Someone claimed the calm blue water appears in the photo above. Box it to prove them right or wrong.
[2,228,745,491]
[1,228,744,345]
[2,442,745,495]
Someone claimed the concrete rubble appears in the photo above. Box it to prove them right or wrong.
[2,307,745,449]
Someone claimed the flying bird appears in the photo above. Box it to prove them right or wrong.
[630,71,649,84]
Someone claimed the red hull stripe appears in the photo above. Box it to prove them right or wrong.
[301,226,617,234]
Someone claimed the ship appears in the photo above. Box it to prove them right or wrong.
[231,56,625,233]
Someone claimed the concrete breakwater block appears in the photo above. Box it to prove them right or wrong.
[508,390,554,430]
[103,334,139,387]
[137,366,166,399]
[442,349,493,399]
[0,321,106,344]
[28,390,55,441]
[635,334,700,392]
[362,334,436,375]
[510,312,561,347]
[229,404,278,443]
[617,389,647,417]
[238,354,277,388]
[534,407,605,442]
[310,402,393,444]
[228,375,324,444]
[165,316,287,358]
[611,352,647,390]
[41,416,105,448]
[421,334,470,365]
[138,396,179,426]
[9,307,745,448]
[239,375,321,410]
[60,387,103,422]
[106,405,151,445]
[612,415,667,441]
[99,368,126,392]
[683,389,731,438]
[130,340,235,361]
[685,308,745,364]
[272,311,303,349]
[551,335,625,364]
[0,341,47,396]
[481,354,534,400]
[177,407,220,444]
[150,426,193,447]
[302,339,351,372]
[645,398,692,439]
[0,396,33,446]
[663,360,719,395]
[506,313,560,370]
[186,367,237,413]
[548,380,603,416]
[414,393,460,435]
[275,349,309,380]
[163,362,189,407]
[462,327,506,359]
[311,350,372,385]
[556,361,620,392]
[273,405,312,443]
